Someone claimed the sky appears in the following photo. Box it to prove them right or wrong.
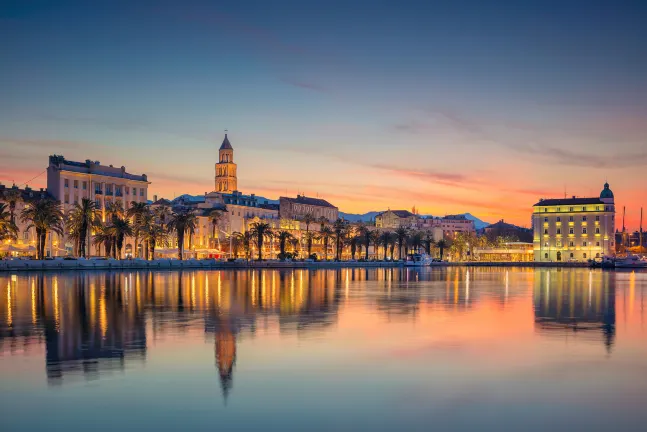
[1,0,646,228]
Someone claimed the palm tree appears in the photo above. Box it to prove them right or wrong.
[167,208,198,260]
[423,230,435,255]
[249,222,273,260]
[127,201,149,258]
[109,217,133,259]
[92,223,113,257]
[0,203,18,241]
[436,239,449,261]
[154,205,172,229]
[66,198,100,258]
[318,216,328,232]
[319,225,334,261]
[395,227,409,260]
[234,231,253,260]
[208,209,223,248]
[304,231,317,258]
[276,230,294,259]
[379,231,392,261]
[20,198,64,260]
[348,234,360,260]
[332,218,348,261]
[2,186,22,225]
[409,231,423,255]
[143,223,167,260]
[357,224,372,260]
[389,233,397,260]
[303,213,316,233]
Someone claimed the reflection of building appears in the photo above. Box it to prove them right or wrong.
[473,242,534,262]
[534,270,615,352]
[533,183,616,262]
[215,329,236,400]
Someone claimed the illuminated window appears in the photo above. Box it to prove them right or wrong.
[596,206,600,211]
[583,253,587,258]
[569,241,574,247]
[569,207,574,212]
[569,228,574,234]
[583,241,587,247]
[544,208,548,212]
[583,207,587,211]
[557,208,561,212]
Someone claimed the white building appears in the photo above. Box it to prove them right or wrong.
[533,183,616,262]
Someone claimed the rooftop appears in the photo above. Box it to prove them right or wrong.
[533,197,605,207]
[48,155,148,182]
[219,134,233,150]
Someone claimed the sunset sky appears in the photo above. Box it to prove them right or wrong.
[1,0,646,228]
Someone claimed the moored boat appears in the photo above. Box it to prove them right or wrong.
[404,253,433,267]
[615,254,647,269]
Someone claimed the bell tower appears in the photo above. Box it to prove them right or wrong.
[215,132,237,193]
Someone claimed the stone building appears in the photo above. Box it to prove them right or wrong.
[279,195,338,222]
[375,210,417,229]
[532,183,616,262]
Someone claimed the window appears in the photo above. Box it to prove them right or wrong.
[556,217,561,222]
[126,187,130,194]
[544,217,548,222]
[544,229,548,234]
[64,179,69,188]
[596,242,600,247]
[582,228,587,234]
[544,208,548,212]
[140,189,144,197]
[545,253,548,259]
[82,181,87,190]
[95,199,101,209]
[596,216,600,221]
[557,240,562,247]
[557,208,561,212]
[569,228,574,234]
[596,206,600,211]
[64,194,69,204]
[596,253,600,258]
[132,187,137,196]
[569,216,574,222]
[74,180,78,189]
[570,253,574,258]
[583,241,587,247]
[611,241,614,246]
[544,242,549,247]
[569,207,574,212]
[557,229,561,234]
[583,253,587,259]
[583,207,587,211]
[569,241,574,247]
[583,216,587,221]
[595,228,600,234]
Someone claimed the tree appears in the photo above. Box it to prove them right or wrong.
[167,208,198,260]
[348,234,360,260]
[395,227,409,260]
[92,223,113,257]
[357,224,373,260]
[208,209,223,248]
[276,230,294,259]
[423,230,435,255]
[66,198,100,258]
[2,186,22,225]
[127,201,149,258]
[109,217,133,259]
[436,239,449,261]
[389,233,397,260]
[332,218,349,261]
[0,203,18,241]
[303,213,316,233]
[235,231,253,260]
[154,205,172,230]
[409,231,423,255]
[249,222,273,260]
[143,224,167,260]
[319,226,334,261]
[379,231,392,261]
[304,231,317,258]
[20,198,64,260]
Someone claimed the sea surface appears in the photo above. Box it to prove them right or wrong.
[1,268,646,431]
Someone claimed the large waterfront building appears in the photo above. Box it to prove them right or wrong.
[279,195,338,222]
[215,134,237,193]
[416,214,476,239]
[47,155,149,216]
[532,183,616,262]
[375,210,418,229]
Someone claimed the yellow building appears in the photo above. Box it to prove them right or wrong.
[533,183,616,262]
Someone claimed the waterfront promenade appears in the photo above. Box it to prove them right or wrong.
[0,259,589,272]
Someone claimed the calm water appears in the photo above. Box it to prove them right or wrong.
[1,268,646,431]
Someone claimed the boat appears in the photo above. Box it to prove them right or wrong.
[589,256,615,269]
[615,254,647,269]
[404,253,433,267]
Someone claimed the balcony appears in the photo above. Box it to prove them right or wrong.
[95,189,103,195]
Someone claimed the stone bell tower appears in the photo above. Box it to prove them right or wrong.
[215,133,237,193]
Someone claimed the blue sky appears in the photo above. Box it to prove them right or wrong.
[1,0,646,225]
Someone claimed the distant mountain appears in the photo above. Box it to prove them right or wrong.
[461,213,490,230]
[255,196,279,205]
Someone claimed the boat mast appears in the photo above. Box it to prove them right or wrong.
[641,207,644,255]
[623,206,627,253]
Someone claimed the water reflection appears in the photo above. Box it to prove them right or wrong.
[533,270,616,352]
[0,268,631,391]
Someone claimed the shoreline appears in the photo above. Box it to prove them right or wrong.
[0,259,597,272]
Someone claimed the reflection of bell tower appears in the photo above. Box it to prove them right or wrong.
[215,329,237,401]
[215,133,237,193]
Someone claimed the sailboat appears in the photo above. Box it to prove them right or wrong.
[616,207,647,269]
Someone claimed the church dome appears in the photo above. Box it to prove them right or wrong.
[600,182,614,199]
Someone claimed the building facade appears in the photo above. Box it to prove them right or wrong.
[375,210,418,229]
[417,215,476,239]
[47,155,149,217]
[533,183,616,262]
[279,195,338,222]
[215,134,237,193]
